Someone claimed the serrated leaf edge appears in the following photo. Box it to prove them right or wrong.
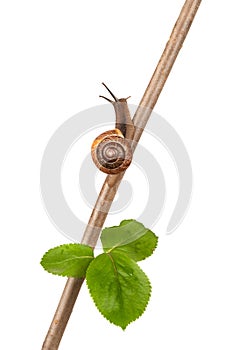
[86,253,152,330]
[102,219,158,262]
[107,234,159,262]
[40,243,94,278]
[102,219,157,246]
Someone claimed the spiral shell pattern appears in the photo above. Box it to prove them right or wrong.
[91,129,132,174]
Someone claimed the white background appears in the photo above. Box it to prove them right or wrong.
[1,0,233,349]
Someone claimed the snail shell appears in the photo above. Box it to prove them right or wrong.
[91,129,132,174]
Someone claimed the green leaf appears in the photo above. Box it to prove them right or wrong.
[86,251,151,330]
[101,219,158,261]
[40,243,94,278]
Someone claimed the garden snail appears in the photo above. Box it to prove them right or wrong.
[91,83,135,175]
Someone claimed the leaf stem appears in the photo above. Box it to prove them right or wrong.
[42,0,202,348]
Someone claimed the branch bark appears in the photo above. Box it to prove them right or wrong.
[42,0,202,348]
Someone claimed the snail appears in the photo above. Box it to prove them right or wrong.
[91,83,135,175]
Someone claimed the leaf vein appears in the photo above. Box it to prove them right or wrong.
[46,256,93,265]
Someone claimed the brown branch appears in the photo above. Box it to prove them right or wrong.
[42,0,202,348]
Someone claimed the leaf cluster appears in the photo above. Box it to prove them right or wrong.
[41,220,158,329]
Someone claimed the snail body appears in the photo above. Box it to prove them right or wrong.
[91,83,134,175]
[91,129,132,175]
